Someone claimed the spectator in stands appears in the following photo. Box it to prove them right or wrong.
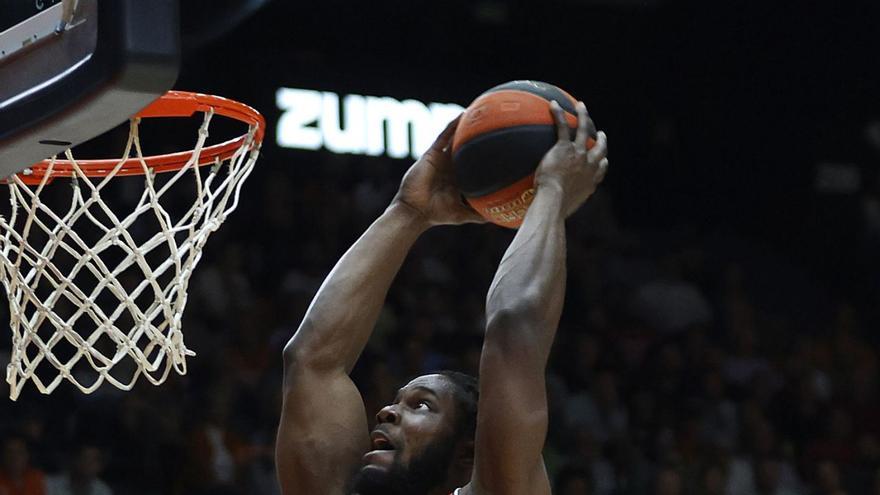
[178,386,249,495]
[0,434,46,495]
[654,466,684,495]
[814,460,849,495]
[45,445,111,495]
[555,465,593,495]
[696,463,726,495]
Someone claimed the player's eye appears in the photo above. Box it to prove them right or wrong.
[416,400,432,410]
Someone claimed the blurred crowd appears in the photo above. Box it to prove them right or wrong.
[2,147,880,495]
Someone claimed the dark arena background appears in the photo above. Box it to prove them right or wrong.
[2,0,880,494]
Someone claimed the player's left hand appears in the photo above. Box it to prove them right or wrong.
[392,116,487,227]
[535,100,609,216]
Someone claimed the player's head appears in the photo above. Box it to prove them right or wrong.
[351,371,478,495]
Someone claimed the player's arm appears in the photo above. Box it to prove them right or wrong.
[277,117,483,495]
[468,101,608,495]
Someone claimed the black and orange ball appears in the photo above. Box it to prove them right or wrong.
[452,80,597,228]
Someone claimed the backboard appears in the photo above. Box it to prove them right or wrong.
[0,0,180,178]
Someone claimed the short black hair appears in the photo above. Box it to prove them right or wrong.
[435,370,479,440]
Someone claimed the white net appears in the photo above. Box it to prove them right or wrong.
[0,108,261,400]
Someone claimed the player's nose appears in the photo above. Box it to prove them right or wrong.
[376,404,400,425]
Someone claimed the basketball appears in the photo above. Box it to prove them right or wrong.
[452,80,597,228]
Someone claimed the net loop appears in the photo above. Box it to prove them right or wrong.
[0,91,264,400]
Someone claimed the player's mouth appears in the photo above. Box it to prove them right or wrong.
[363,431,397,466]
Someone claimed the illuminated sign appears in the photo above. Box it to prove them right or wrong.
[276,88,465,160]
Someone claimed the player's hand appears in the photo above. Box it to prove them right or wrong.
[534,100,609,216]
[392,116,486,227]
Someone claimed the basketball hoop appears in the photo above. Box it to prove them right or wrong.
[0,91,265,400]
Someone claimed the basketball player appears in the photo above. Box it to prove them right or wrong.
[277,100,609,495]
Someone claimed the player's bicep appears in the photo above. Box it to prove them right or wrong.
[276,366,369,495]
[470,330,552,495]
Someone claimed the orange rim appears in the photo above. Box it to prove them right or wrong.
[17,91,266,185]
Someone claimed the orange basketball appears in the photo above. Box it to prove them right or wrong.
[452,81,596,228]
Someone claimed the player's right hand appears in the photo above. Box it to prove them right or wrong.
[392,116,486,227]
[534,100,609,216]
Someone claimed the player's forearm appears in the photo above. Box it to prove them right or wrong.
[484,182,567,356]
[284,202,427,373]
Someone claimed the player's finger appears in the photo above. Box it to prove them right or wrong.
[575,102,589,151]
[588,131,608,163]
[550,101,569,142]
[434,114,462,153]
[596,158,609,184]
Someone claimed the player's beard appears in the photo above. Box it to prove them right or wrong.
[350,433,458,495]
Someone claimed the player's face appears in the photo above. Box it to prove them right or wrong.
[368,374,460,468]
[352,374,462,494]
